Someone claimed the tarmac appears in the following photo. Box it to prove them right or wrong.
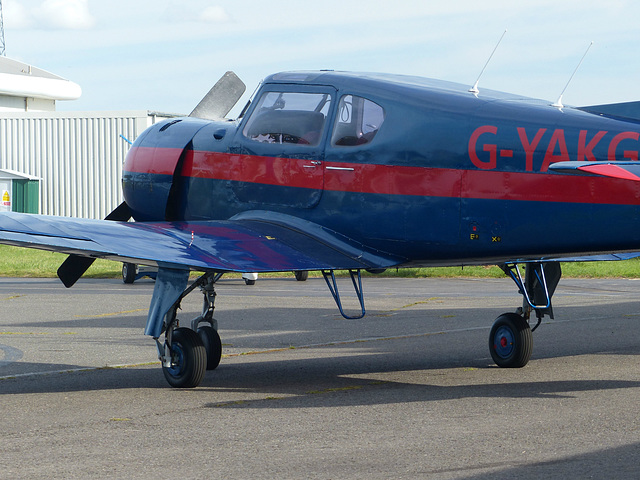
[1,275,639,479]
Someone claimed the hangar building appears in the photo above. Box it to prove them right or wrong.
[0,56,170,219]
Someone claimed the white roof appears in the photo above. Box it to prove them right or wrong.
[0,56,81,101]
[0,168,41,181]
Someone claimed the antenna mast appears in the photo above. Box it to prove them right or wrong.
[0,0,5,56]
[552,41,594,109]
[469,29,507,95]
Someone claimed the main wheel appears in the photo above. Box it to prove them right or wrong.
[162,328,207,388]
[197,325,222,370]
[489,313,533,368]
[122,262,137,284]
[294,270,308,282]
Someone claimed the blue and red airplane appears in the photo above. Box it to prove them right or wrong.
[1,70,640,388]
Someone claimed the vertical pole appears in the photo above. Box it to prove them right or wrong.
[0,1,6,56]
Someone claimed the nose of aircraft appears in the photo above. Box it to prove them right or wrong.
[122,117,208,221]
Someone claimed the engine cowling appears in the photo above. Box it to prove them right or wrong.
[123,118,208,221]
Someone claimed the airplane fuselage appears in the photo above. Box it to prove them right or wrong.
[7,70,640,388]
[123,72,640,269]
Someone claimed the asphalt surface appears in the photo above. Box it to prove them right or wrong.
[1,275,639,479]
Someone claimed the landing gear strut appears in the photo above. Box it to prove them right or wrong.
[490,262,562,368]
[156,272,223,388]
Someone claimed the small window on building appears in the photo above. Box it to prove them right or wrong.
[243,91,331,146]
[331,95,385,146]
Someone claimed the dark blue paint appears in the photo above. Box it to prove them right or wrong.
[4,70,640,278]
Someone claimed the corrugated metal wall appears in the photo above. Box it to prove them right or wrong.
[0,111,155,219]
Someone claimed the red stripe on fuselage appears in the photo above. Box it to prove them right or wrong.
[462,169,640,204]
[181,151,323,190]
[124,146,183,176]
[180,151,463,198]
[127,148,640,206]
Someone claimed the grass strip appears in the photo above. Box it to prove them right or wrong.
[1,244,640,279]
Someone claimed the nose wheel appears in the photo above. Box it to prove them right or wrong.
[489,313,533,368]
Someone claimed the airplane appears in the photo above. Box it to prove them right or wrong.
[1,69,640,388]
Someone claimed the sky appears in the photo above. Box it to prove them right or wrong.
[4,0,640,115]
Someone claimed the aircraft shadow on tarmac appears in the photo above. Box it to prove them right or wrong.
[8,313,148,330]
[447,441,640,480]
[2,339,640,402]
[2,297,639,396]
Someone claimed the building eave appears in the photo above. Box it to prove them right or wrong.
[0,57,81,101]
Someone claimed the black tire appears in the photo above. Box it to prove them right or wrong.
[162,328,206,388]
[244,278,256,285]
[365,268,387,274]
[197,325,222,370]
[122,262,136,284]
[294,270,308,281]
[489,313,533,368]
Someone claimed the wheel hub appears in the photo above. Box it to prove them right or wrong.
[493,325,514,358]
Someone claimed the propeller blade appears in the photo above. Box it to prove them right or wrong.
[57,255,96,288]
[104,201,132,221]
[57,202,132,288]
[189,71,246,120]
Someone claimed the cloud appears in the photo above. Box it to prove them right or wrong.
[35,0,95,29]
[199,6,230,23]
[3,2,33,29]
[7,0,96,30]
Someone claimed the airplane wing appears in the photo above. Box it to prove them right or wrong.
[553,252,640,261]
[511,252,640,263]
[0,210,405,275]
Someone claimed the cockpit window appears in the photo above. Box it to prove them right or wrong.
[243,91,331,146]
[331,95,385,146]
